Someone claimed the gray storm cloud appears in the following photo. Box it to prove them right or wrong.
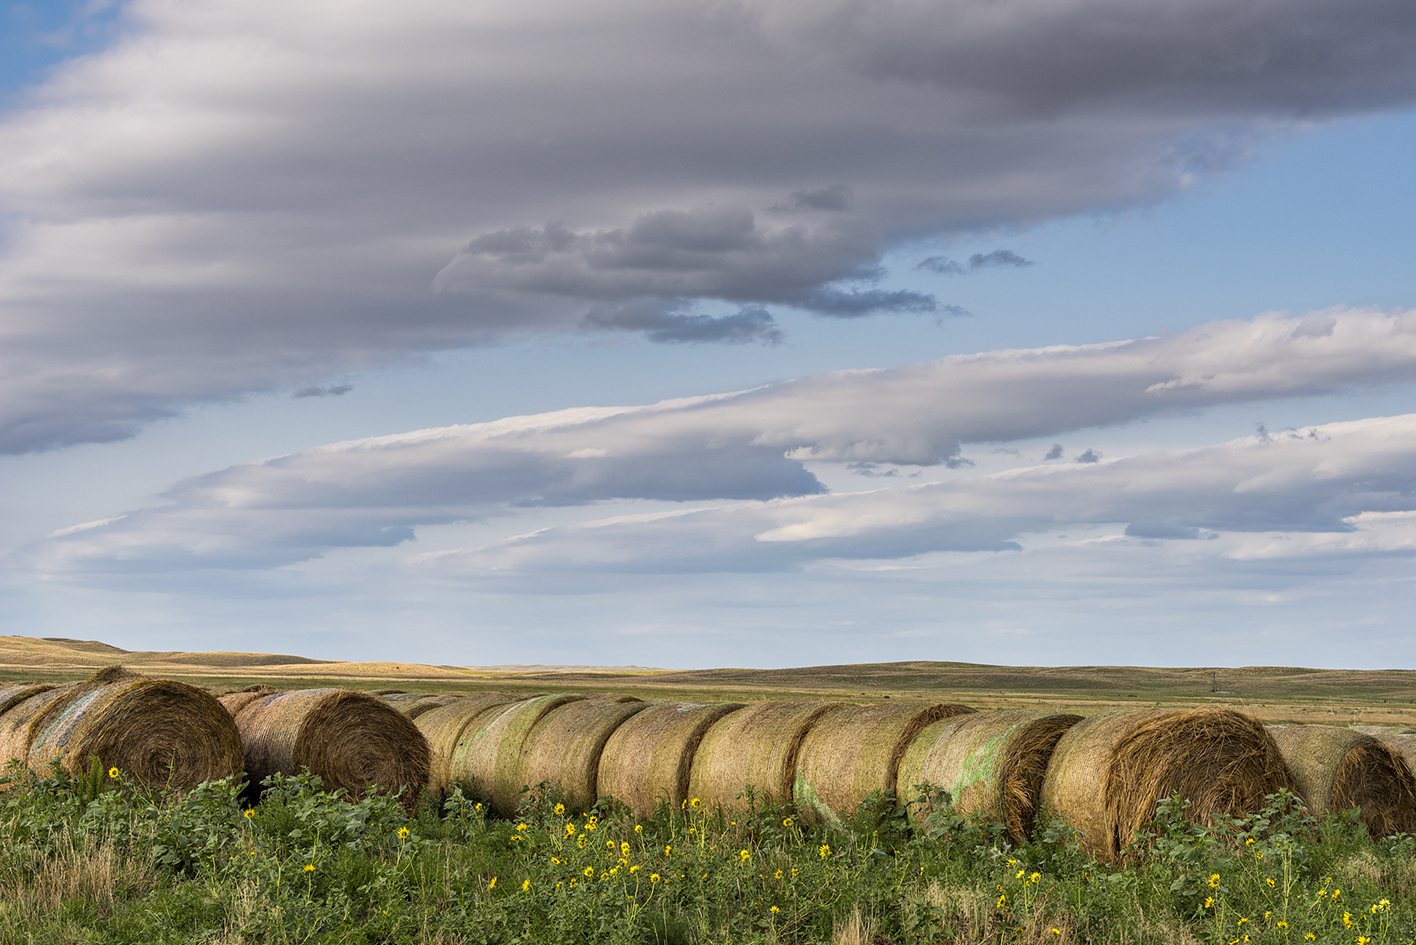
[1,0,1416,452]
[28,309,1416,573]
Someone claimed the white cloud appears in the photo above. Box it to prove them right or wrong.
[24,309,1416,574]
[2,0,1416,452]
[424,413,1416,574]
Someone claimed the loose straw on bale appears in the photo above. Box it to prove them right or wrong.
[516,697,650,813]
[25,667,243,791]
[1042,707,1295,861]
[792,702,976,827]
[224,688,431,809]
[449,694,586,816]
[688,700,848,811]
[597,702,746,818]
[0,684,61,771]
[1269,725,1416,838]
[897,709,1082,843]
[415,694,518,796]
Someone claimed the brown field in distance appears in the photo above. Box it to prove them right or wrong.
[2,634,1414,727]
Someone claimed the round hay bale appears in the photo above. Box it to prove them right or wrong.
[1378,734,1416,775]
[1269,725,1416,838]
[26,667,243,791]
[218,687,277,718]
[688,700,849,811]
[1042,707,1294,861]
[448,694,586,815]
[415,694,518,796]
[897,709,1082,843]
[514,697,649,813]
[792,702,976,827]
[229,688,431,808]
[0,685,62,769]
[598,702,747,818]
[382,692,461,720]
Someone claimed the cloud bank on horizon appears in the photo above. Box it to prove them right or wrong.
[3,0,1416,453]
[29,309,1416,576]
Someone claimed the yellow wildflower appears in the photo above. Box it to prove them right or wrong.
[1209,874,1222,889]
[398,827,410,839]
[819,844,831,859]
[488,876,496,889]
[243,809,254,819]
[650,873,661,883]
[770,906,780,914]
[584,867,594,877]
[740,849,751,863]
[522,879,530,891]
[783,817,793,827]
[554,803,565,815]
[108,767,120,779]
[304,864,314,872]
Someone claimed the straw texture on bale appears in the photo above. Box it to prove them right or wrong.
[688,700,848,811]
[598,702,746,817]
[25,667,243,791]
[449,695,586,815]
[415,695,518,796]
[228,688,431,807]
[516,698,650,813]
[897,709,1082,843]
[1269,725,1416,838]
[0,685,63,769]
[792,702,976,826]
[1042,707,1295,861]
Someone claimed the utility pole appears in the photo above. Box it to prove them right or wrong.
[1210,671,1217,693]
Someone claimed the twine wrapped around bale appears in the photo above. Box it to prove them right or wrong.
[897,709,1082,843]
[25,667,243,791]
[1269,725,1416,838]
[226,688,431,809]
[1042,707,1295,861]
[598,702,746,817]
[449,694,586,815]
[792,702,976,826]
[688,700,848,811]
[0,685,61,770]
[516,697,650,813]
[415,694,518,796]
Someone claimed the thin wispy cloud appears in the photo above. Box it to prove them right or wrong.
[27,309,1416,574]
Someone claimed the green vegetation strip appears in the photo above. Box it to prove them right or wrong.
[0,763,1414,943]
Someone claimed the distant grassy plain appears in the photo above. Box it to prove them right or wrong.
[4,635,1413,727]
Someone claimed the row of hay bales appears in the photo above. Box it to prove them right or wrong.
[0,670,432,812]
[394,693,1416,861]
[3,670,1414,865]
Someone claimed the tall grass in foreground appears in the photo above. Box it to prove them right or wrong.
[1,762,1414,944]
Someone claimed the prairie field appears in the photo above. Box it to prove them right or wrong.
[3,635,1416,944]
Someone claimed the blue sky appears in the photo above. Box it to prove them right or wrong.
[2,0,1415,668]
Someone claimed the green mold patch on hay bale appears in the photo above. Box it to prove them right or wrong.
[688,700,849,811]
[792,702,975,827]
[598,702,746,818]
[226,688,431,809]
[1270,725,1416,838]
[517,697,650,813]
[26,667,243,791]
[449,694,586,816]
[415,694,517,797]
[0,685,63,770]
[1043,707,1294,861]
[897,709,1081,843]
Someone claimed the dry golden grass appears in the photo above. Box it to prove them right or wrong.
[4,635,1415,728]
